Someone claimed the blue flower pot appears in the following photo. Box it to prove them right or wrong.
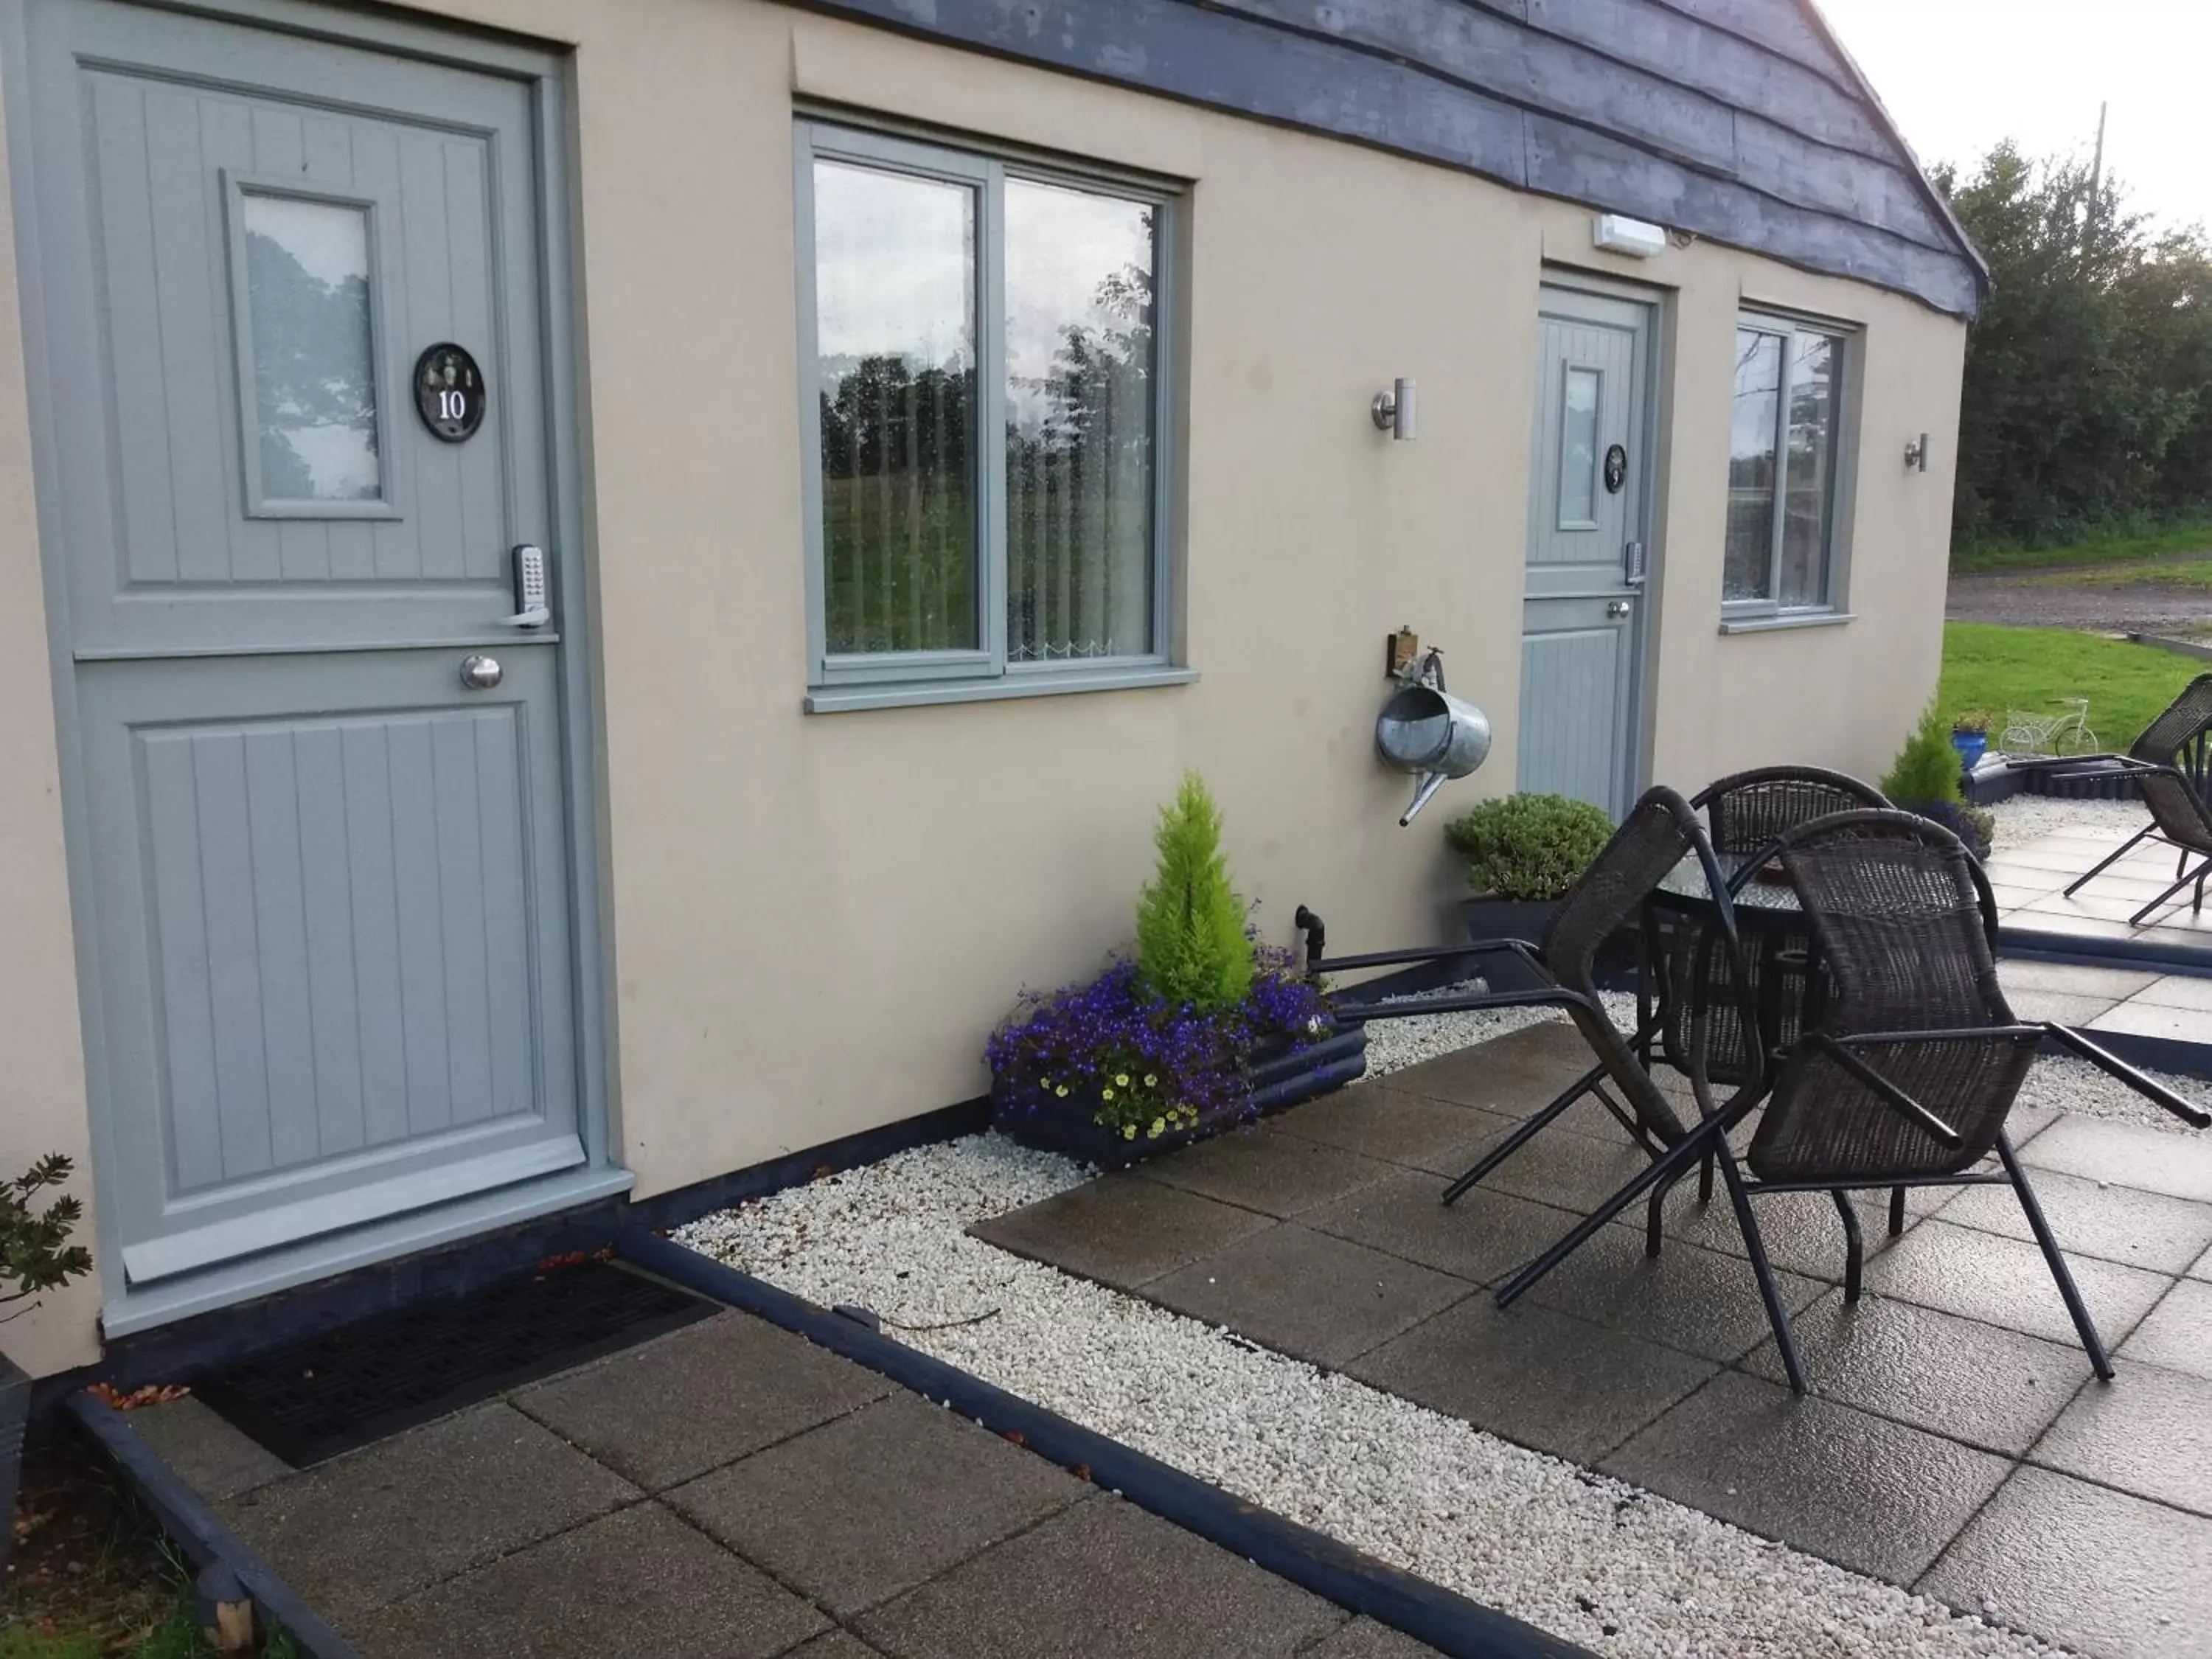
[1952,730,1988,771]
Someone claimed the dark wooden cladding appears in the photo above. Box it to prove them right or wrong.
[795,0,1983,316]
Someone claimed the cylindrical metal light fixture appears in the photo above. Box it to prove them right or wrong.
[1370,377,1418,441]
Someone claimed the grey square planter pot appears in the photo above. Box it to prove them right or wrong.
[1458,896,1639,991]
[1457,898,1556,991]
[0,1351,28,1579]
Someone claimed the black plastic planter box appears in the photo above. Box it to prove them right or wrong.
[0,1352,27,1579]
[992,1022,1368,1169]
[1457,899,1555,990]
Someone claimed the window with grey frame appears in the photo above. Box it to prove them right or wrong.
[796,121,1175,694]
[1722,313,1851,617]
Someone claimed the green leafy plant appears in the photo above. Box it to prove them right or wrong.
[1950,709,1992,735]
[3,1154,92,1325]
[1133,773,1254,1013]
[1881,699,1966,808]
[1443,793,1615,901]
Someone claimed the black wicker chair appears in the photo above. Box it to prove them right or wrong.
[1642,767,1892,1207]
[2010,673,2212,927]
[1649,768,1893,1084]
[1489,810,2211,1391]
[1311,786,1758,1246]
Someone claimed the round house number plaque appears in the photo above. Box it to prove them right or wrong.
[413,343,485,442]
[1603,444,1627,494]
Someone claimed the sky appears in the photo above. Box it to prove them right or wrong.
[1817,0,2212,232]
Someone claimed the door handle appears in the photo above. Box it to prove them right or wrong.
[1606,599,1632,619]
[459,653,504,690]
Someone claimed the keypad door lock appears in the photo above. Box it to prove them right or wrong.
[506,544,550,627]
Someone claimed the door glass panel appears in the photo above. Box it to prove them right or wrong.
[1724,328,1781,601]
[1004,178,1157,662]
[243,193,381,502]
[1558,366,1600,527]
[1779,332,1840,608]
[813,159,978,655]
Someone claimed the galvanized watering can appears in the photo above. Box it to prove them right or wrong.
[1375,648,1492,826]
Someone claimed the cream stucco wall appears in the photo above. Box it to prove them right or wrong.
[0,0,1965,1372]
[0,85,99,1377]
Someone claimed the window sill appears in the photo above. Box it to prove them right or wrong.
[804,664,1199,714]
[1717,611,1856,636]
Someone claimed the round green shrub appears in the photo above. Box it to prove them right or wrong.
[1443,793,1615,901]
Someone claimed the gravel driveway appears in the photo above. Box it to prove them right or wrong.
[1947,569,2212,633]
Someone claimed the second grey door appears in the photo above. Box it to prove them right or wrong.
[1518,286,1655,818]
[24,1,585,1285]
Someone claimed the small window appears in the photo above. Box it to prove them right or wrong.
[225,175,395,520]
[1722,313,1851,618]
[797,122,1177,697]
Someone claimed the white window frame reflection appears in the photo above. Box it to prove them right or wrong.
[223,173,400,521]
[795,121,1180,698]
[1722,309,1857,622]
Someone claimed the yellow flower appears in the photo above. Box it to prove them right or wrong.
[1100,1087,1116,1102]
[1122,1124,1138,1140]
[1054,1085,1069,1098]
[1115,1074,1130,1088]
[1150,1117,1166,1138]
[1144,1074,1158,1088]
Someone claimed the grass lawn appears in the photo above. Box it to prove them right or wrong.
[4,1433,299,1659]
[1952,515,2212,574]
[1940,622,2203,749]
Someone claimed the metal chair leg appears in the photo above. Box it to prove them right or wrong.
[1494,1116,1731,1307]
[1997,1135,2114,1380]
[1697,1150,1715,1206]
[2065,824,2155,897]
[1888,1186,1907,1237]
[1646,1166,1688,1259]
[1441,1061,1607,1206]
[2129,856,2212,928]
[1721,1151,1806,1393]
[1830,1190,1864,1304]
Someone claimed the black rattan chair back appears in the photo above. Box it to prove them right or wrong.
[1655,768,1891,1085]
[1747,810,2036,1186]
[2128,674,2212,849]
[1694,765,1893,857]
[1539,787,1722,1149]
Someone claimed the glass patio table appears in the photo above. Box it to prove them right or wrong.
[1642,849,1822,1086]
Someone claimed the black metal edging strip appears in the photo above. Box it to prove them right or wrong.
[1998,925,2212,976]
[66,1392,363,1659]
[617,1231,1593,1659]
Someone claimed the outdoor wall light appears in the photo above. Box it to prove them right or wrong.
[1905,432,1930,472]
[1371,378,1418,441]
[1592,214,1668,258]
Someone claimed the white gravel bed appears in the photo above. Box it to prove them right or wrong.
[678,1132,2070,1659]
[1355,980,1637,1079]
[2015,1049,2211,1130]
[1986,792,2149,848]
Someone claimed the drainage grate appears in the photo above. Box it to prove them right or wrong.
[192,1254,717,1467]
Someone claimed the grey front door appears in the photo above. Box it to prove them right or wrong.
[20,1,587,1286]
[1518,285,1655,818]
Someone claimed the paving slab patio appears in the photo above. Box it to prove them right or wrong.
[1986,820,2212,959]
[130,1304,1449,1659]
[973,1023,2212,1656]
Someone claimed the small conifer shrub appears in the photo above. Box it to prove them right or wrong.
[1134,773,1255,1013]
[1881,699,1966,808]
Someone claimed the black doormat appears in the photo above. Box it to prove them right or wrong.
[192,1255,717,1467]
